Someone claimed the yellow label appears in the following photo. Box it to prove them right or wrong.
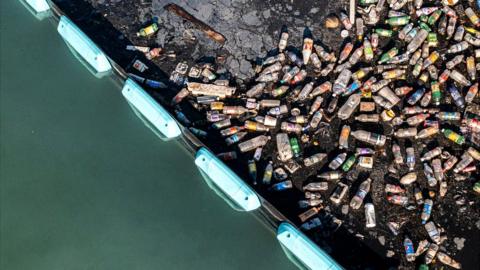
[447,133,459,141]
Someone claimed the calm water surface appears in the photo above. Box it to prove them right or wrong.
[0,1,294,269]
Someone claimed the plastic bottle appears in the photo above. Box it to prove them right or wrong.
[421,199,433,224]
[406,147,416,171]
[465,83,479,103]
[297,82,315,101]
[388,195,409,205]
[407,113,429,126]
[421,147,442,162]
[404,237,416,262]
[309,82,332,98]
[424,163,438,187]
[332,69,352,96]
[407,87,426,105]
[304,153,327,167]
[424,243,439,264]
[339,125,350,149]
[407,29,429,54]
[400,172,417,185]
[238,135,270,152]
[450,70,471,87]
[276,133,293,162]
[136,22,158,37]
[225,132,248,145]
[351,130,387,146]
[394,127,418,138]
[392,144,403,164]
[453,152,474,173]
[309,96,324,115]
[262,161,273,185]
[365,203,376,228]
[441,128,465,145]
[350,178,372,209]
[385,184,405,194]
[337,93,361,120]
[355,114,380,123]
[278,32,289,52]
[271,180,293,191]
[329,153,347,170]
[416,127,439,139]
[437,252,461,269]
[424,221,441,244]
[330,182,349,204]
[317,171,343,181]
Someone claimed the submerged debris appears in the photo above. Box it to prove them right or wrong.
[164,3,226,44]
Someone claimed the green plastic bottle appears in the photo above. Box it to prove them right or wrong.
[385,16,410,26]
[418,264,429,270]
[136,23,159,37]
[375,28,393,37]
[290,137,301,157]
[342,155,356,172]
[473,182,480,194]
[442,128,465,145]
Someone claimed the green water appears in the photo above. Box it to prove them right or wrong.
[0,1,293,269]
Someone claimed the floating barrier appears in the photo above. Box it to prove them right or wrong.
[21,3,342,268]
[122,79,181,139]
[277,222,343,270]
[19,0,51,19]
[57,16,112,78]
[195,147,261,212]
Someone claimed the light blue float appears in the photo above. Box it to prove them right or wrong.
[277,222,343,270]
[122,79,181,139]
[20,0,51,19]
[195,147,261,211]
[57,16,112,77]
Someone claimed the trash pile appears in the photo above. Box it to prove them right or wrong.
[85,0,480,268]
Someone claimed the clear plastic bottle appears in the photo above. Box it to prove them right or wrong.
[420,147,442,162]
[392,144,404,164]
[278,32,289,52]
[262,161,273,185]
[394,127,418,138]
[400,172,417,185]
[337,93,361,120]
[423,163,438,187]
[351,130,387,146]
[329,153,347,170]
[303,182,329,191]
[332,69,352,96]
[350,178,372,209]
[424,221,441,244]
[424,244,439,264]
[339,125,350,149]
[276,133,293,162]
[304,153,327,167]
[406,147,416,171]
[421,199,433,224]
[453,152,474,173]
[365,203,376,228]
[450,70,471,87]
[238,135,270,152]
[407,29,429,54]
